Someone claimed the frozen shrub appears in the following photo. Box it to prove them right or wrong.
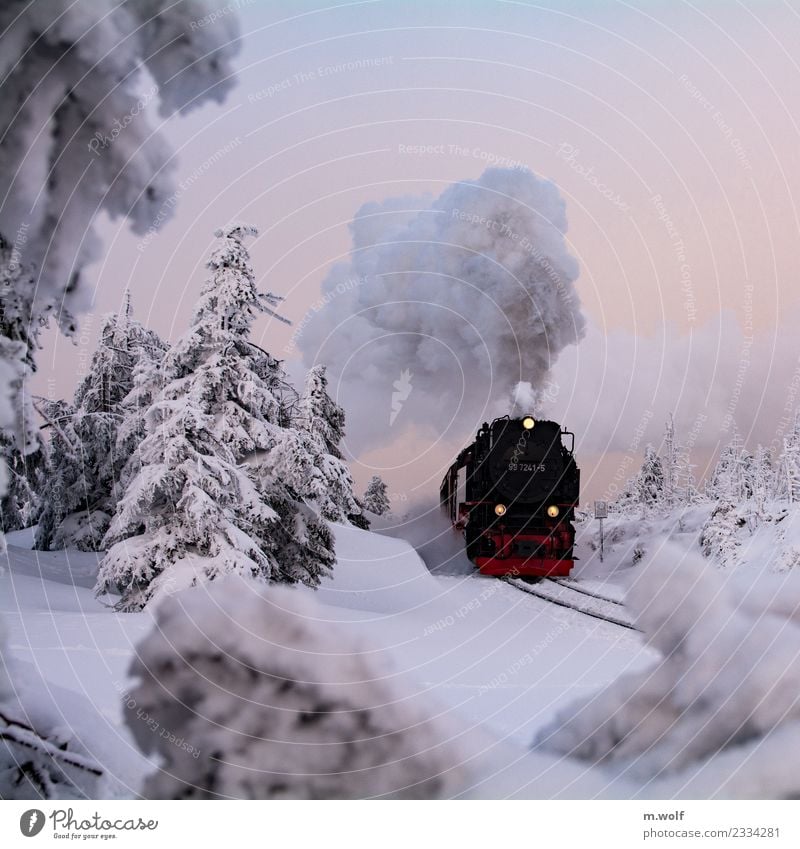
[126,577,466,799]
[535,543,800,797]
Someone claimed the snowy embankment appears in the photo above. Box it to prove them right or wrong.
[1,520,653,798]
[4,509,799,798]
[578,497,800,577]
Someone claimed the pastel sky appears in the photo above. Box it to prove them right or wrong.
[34,0,800,503]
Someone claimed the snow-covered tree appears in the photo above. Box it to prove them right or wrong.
[297,364,346,457]
[636,444,665,515]
[125,578,465,799]
[661,413,678,508]
[363,475,390,516]
[672,440,701,505]
[700,500,743,564]
[36,301,165,551]
[296,365,362,524]
[705,430,753,504]
[536,543,800,797]
[774,414,800,504]
[0,435,46,533]
[0,241,46,509]
[96,225,334,610]
[0,1,241,337]
[751,444,773,513]
[0,701,103,800]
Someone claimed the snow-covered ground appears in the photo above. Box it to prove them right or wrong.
[0,514,655,798]
[4,499,799,798]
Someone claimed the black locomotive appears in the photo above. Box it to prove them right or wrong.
[440,415,579,576]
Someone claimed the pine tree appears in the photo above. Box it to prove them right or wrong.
[700,500,743,565]
[0,434,46,533]
[774,413,800,503]
[662,413,677,508]
[751,445,773,514]
[363,476,390,516]
[706,430,754,505]
[297,365,363,524]
[706,442,736,502]
[36,299,165,551]
[96,224,334,610]
[0,241,46,512]
[636,444,665,516]
[674,440,701,505]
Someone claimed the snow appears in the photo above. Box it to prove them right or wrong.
[5,488,799,798]
[536,541,800,798]
[0,543,156,797]
[0,519,653,798]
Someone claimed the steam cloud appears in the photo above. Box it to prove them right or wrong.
[298,167,585,452]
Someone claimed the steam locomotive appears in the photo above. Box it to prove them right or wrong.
[440,415,579,577]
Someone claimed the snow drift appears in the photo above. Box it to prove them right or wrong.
[298,167,585,450]
[535,541,800,798]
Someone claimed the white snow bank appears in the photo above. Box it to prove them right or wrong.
[4,526,36,550]
[314,521,446,613]
[536,542,800,797]
[3,520,653,798]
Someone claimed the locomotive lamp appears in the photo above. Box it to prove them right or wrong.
[522,416,535,429]
[494,503,507,516]
[546,505,560,518]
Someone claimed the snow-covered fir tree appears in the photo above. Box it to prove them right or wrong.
[675,440,701,505]
[751,444,773,515]
[633,444,665,516]
[113,329,167,496]
[706,430,754,505]
[0,1,241,337]
[363,475,390,516]
[774,413,800,504]
[0,240,46,509]
[96,224,334,611]
[662,413,678,508]
[700,500,744,564]
[296,364,363,524]
[36,299,165,551]
[0,435,46,533]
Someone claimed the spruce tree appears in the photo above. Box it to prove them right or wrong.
[662,413,677,508]
[97,224,334,610]
[0,434,46,533]
[36,297,165,551]
[363,475,390,516]
[775,414,800,503]
[706,430,753,506]
[751,444,773,514]
[636,444,665,516]
[0,241,46,517]
[297,364,363,524]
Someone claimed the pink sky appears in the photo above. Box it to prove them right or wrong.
[34,0,800,502]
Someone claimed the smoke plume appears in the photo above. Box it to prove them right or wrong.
[299,167,585,452]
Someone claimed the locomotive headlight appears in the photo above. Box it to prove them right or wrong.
[546,505,560,518]
[522,416,535,430]
[494,503,507,516]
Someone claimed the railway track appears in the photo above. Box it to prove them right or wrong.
[505,577,639,631]
[548,578,624,607]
